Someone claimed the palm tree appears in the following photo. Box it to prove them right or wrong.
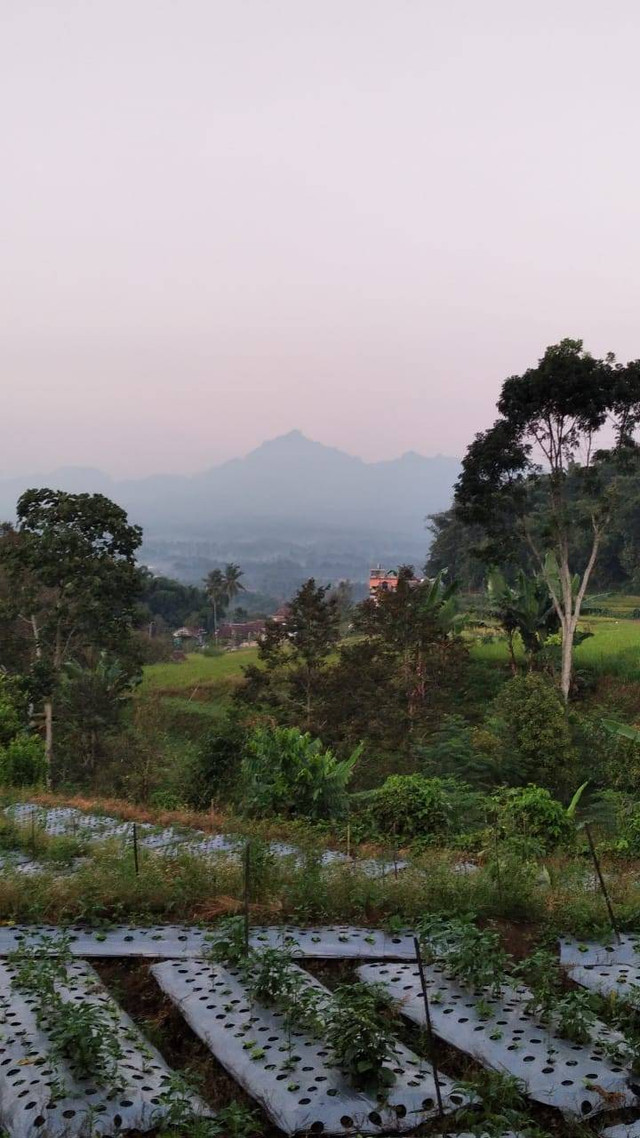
[223,563,245,610]
[204,568,226,640]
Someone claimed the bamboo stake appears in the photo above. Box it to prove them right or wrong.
[413,936,445,1123]
[585,824,619,940]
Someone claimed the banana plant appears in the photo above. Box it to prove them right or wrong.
[486,567,560,669]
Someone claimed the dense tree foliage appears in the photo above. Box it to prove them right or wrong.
[0,489,142,784]
[455,339,640,698]
[241,578,340,730]
[137,571,209,629]
[238,571,468,779]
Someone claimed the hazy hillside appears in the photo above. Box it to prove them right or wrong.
[0,432,459,591]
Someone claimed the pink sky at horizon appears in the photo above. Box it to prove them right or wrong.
[3,1,640,477]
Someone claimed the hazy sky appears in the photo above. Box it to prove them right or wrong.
[3,1,640,477]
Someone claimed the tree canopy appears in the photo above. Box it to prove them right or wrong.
[0,489,142,783]
[455,339,640,699]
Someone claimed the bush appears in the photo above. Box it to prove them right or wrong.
[419,714,501,789]
[0,677,24,747]
[613,803,640,857]
[363,774,478,842]
[492,784,573,851]
[573,715,640,794]
[187,711,248,807]
[0,734,47,787]
[240,725,359,820]
[491,673,577,796]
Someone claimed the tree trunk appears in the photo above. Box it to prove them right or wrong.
[30,615,53,789]
[507,631,518,674]
[560,618,574,703]
[530,521,601,705]
[43,701,53,790]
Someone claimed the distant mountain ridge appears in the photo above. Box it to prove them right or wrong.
[0,432,460,587]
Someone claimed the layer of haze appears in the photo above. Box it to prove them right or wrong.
[3,0,640,477]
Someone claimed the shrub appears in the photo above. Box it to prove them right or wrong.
[614,804,640,857]
[491,672,577,795]
[0,688,21,748]
[325,982,399,1090]
[419,714,501,789]
[492,784,573,851]
[573,715,640,794]
[363,774,476,841]
[240,725,359,820]
[187,710,248,807]
[0,734,47,787]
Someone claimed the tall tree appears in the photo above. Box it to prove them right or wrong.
[456,339,640,700]
[204,568,226,640]
[240,578,340,730]
[223,563,245,608]
[0,489,142,784]
[355,566,465,728]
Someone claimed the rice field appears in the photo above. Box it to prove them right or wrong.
[470,612,640,680]
[141,646,258,694]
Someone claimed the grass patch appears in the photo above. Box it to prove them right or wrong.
[141,649,258,695]
[469,614,640,683]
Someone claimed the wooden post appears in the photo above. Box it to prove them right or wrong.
[493,826,503,905]
[585,824,619,940]
[413,936,445,1122]
[243,841,251,954]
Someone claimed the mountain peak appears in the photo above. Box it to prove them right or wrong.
[252,429,315,451]
[245,430,358,464]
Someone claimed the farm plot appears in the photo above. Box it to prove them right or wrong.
[0,924,418,961]
[3,803,403,877]
[559,935,640,968]
[563,961,640,1003]
[358,961,637,1119]
[0,956,208,1137]
[151,958,468,1135]
[560,935,640,1005]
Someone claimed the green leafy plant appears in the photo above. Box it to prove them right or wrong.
[362,774,467,841]
[0,734,47,787]
[419,915,508,995]
[325,982,400,1091]
[514,948,562,1022]
[46,998,123,1080]
[157,1071,219,1137]
[206,916,248,966]
[240,724,360,820]
[492,784,574,852]
[490,672,577,792]
[9,933,123,1083]
[452,1068,534,1137]
[554,990,597,1044]
[245,946,326,1037]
